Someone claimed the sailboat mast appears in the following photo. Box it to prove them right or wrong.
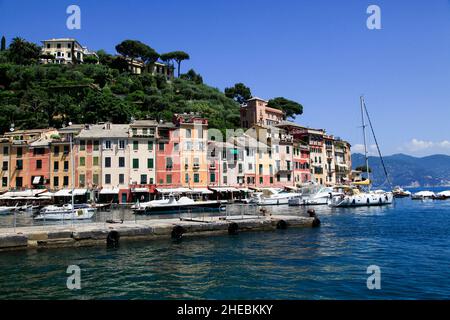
[360,96,371,191]
[70,131,75,219]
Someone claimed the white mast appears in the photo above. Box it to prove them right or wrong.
[360,96,371,191]
[69,122,75,223]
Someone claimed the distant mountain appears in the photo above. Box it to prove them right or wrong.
[351,153,450,187]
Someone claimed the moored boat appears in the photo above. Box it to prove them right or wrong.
[132,195,225,214]
[392,186,412,198]
[435,190,450,200]
[250,188,301,205]
[411,191,436,200]
[34,204,96,220]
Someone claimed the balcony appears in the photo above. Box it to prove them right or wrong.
[193,163,200,170]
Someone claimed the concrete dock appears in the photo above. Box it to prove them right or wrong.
[0,215,320,252]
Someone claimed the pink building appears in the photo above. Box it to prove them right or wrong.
[240,97,284,128]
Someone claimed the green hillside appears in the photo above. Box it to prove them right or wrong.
[0,62,241,132]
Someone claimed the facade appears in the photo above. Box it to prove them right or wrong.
[240,97,284,128]
[40,38,97,64]
[125,58,174,78]
[0,115,352,198]
[129,120,158,201]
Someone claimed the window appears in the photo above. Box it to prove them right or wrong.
[54,161,59,171]
[53,146,59,156]
[119,157,125,168]
[159,143,165,151]
[17,147,22,158]
[238,163,243,174]
[142,128,148,135]
[93,140,99,151]
[2,161,8,170]
[259,164,263,175]
[53,177,59,187]
[79,157,85,166]
[16,177,23,188]
[34,159,42,169]
[119,140,126,150]
[64,145,69,154]
[105,157,111,168]
[133,159,139,169]
[147,158,154,169]
[186,129,191,138]
[259,177,263,184]
[105,174,111,184]
[277,174,281,182]
[185,173,189,183]
[93,157,99,166]
[105,140,112,150]
[33,148,45,156]
[93,174,99,185]
[64,161,69,171]
[79,174,85,187]
[286,146,290,154]
[150,178,154,184]
[166,157,173,169]
[148,141,153,151]
[57,43,61,49]
[194,174,199,183]
[16,160,23,170]
[223,162,227,173]
[63,176,69,186]
[132,128,137,135]
[46,43,50,49]
[210,173,216,183]
[133,141,138,150]
[270,177,274,184]
[166,174,172,184]
[174,143,179,152]
[79,140,86,151]
[3,146,8,156]
[140,175,147,184]
[2,177,7,187]
[119,174,124,184]
[223,176,227,184]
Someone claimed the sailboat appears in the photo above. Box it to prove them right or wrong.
[329,96,394,207]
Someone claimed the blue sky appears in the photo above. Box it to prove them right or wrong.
[1,0,450,156]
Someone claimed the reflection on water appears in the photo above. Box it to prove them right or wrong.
[1,197,450,299]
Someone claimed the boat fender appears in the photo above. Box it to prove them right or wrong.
[228,222,239,235]
[312,217,321,228]
[171,225,186,240]
[307,209,316,217]
[106,230,120,248]
[276,220,288,230]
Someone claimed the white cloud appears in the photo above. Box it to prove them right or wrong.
[399,138,450,155]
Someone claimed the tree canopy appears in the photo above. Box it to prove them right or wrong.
[224,83,252,104]
[161,51,190,77]
[267,97,303,120]
[115,40,159,65]
[7,37,41,65]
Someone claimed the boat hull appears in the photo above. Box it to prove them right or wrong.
[330,193,394,207]
[34,208,96,220]
[133,201,225,214]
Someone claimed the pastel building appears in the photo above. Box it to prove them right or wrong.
[128,120,158,201]
[40,38,98,64]
[156,122,181,188]
[175,114,209,188]
[0,136,10,192]
[76,123,129,203]
[240,97,284,128]
[49,125,83,191]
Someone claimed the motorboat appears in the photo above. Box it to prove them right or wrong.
[249,188,302,205]
[411,191,436,200]
[132,195,225,214]
[34,204,96,220]
[0,206,17,215]
[392,186,412,198]
[289,185,342,206]
[436,190,450,200]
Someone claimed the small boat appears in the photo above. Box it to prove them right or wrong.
[250,188,302,205]
[436,190,450,200]
[34,204,96,220]
[289,185,342,206]
[0,206,17,215]
[132,195,225,214]
[411,191,436,200]
[392,186,411,198]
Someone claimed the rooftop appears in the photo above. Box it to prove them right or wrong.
[77,124,130,138]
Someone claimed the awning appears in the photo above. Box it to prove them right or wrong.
[209,187,240,192]
[0,190,46,198]
[189,188,213,194]
[131,187,149,193]
[156,188,191,194]
[353,180,371,186]
[237,188,251,192]
[100,188,120,195]
[54,189,88,196]
[32,176,42,185]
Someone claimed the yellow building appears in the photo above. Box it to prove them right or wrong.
[175,114,209,188]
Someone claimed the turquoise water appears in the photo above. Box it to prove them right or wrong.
[1,188,450,299]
